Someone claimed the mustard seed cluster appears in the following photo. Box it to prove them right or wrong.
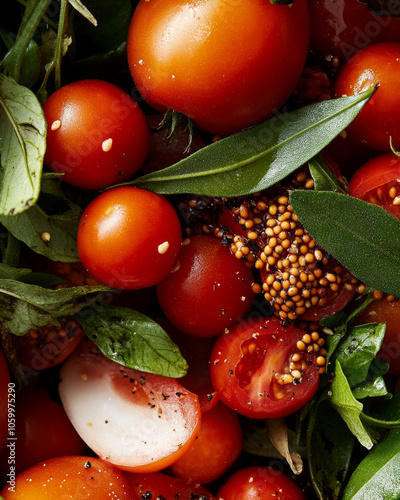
[181,168,359,322]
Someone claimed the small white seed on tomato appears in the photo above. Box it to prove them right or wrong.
[102,138,113,152]
[158,241,170,254]
[51,120,61,131]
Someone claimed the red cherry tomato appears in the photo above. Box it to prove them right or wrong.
[157,235,255,337]
[0,456,134,500]
[165,321,219,412]
[210,317,321,419]
[59,339,201,473]
[333,42,400,152]
[125,471,216,499]
[77,186,182,289]
[43,79,150,190]
[308,0,400,62]
[127,0,309,135]
[216,466,307,500]
[0,386,87,480]
[348,152,400,220]
[170,402,242,484]
[0,350,10,454]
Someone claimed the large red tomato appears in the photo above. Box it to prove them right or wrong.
[333,42,400,152]
[127,0,310,135]
[210,317,321,419]
[43,79,150,190]
[77,186,182,289]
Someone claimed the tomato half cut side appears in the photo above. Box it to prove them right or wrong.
[59,339,201,473]
[348,152,400,220]
[210,317,321,419]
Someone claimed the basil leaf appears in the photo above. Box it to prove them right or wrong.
[331,361,374,449]
[0,192,82,262]
[342,429,400,500]
[130,88,376,197]
[333,323,386,387]
[0,280,108,335]
[0,74,46,216]
[290,191,400,296]
[307,393,356,500]
[352,376,388,400]
[77,305,187,378]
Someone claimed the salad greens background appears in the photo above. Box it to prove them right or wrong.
[1,1,400,499]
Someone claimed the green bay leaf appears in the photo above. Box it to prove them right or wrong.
[0,74,46,216]
[290,190,400,296]
[77,305,187,378]
[129,88,376,197]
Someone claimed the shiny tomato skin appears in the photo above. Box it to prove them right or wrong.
[0,387,87,480]
[125,471,216,499]
[210,317,320,419]
[348,152,400,219]
[127,0,309,135]
[43,79,150,190]
[157,235,255,337]
[0,456,133,499]
[170,402,242,484]
[77,186,182,289]
[308,0,400,62]
[333,42,400,152]
[0,350,10,454]
[216,466,307,500]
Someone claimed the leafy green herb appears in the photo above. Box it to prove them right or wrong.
[342,429,400,500]
[77,305,187,378]
[0,74,46,216]
[0,280,108,335]
[308,153,345,193]
[128,88,376,197]
[307,394,356,500]
[290,190,400,296]
[331,361,374,449]
[0,188,82,262]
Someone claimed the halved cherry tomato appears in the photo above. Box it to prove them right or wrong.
[125,471,216,499]
[77,186,182,289]
[348,152,400,220]
[333,42,400,152]
[43,79,150,190]
[170,402,242,484]
[0,456,133,499]
[59,339,201,473]
[210,317,321,419]
[0,386,87,480]
[127,0,310,135]
[216,465,306,500]
[156,235,255,337]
